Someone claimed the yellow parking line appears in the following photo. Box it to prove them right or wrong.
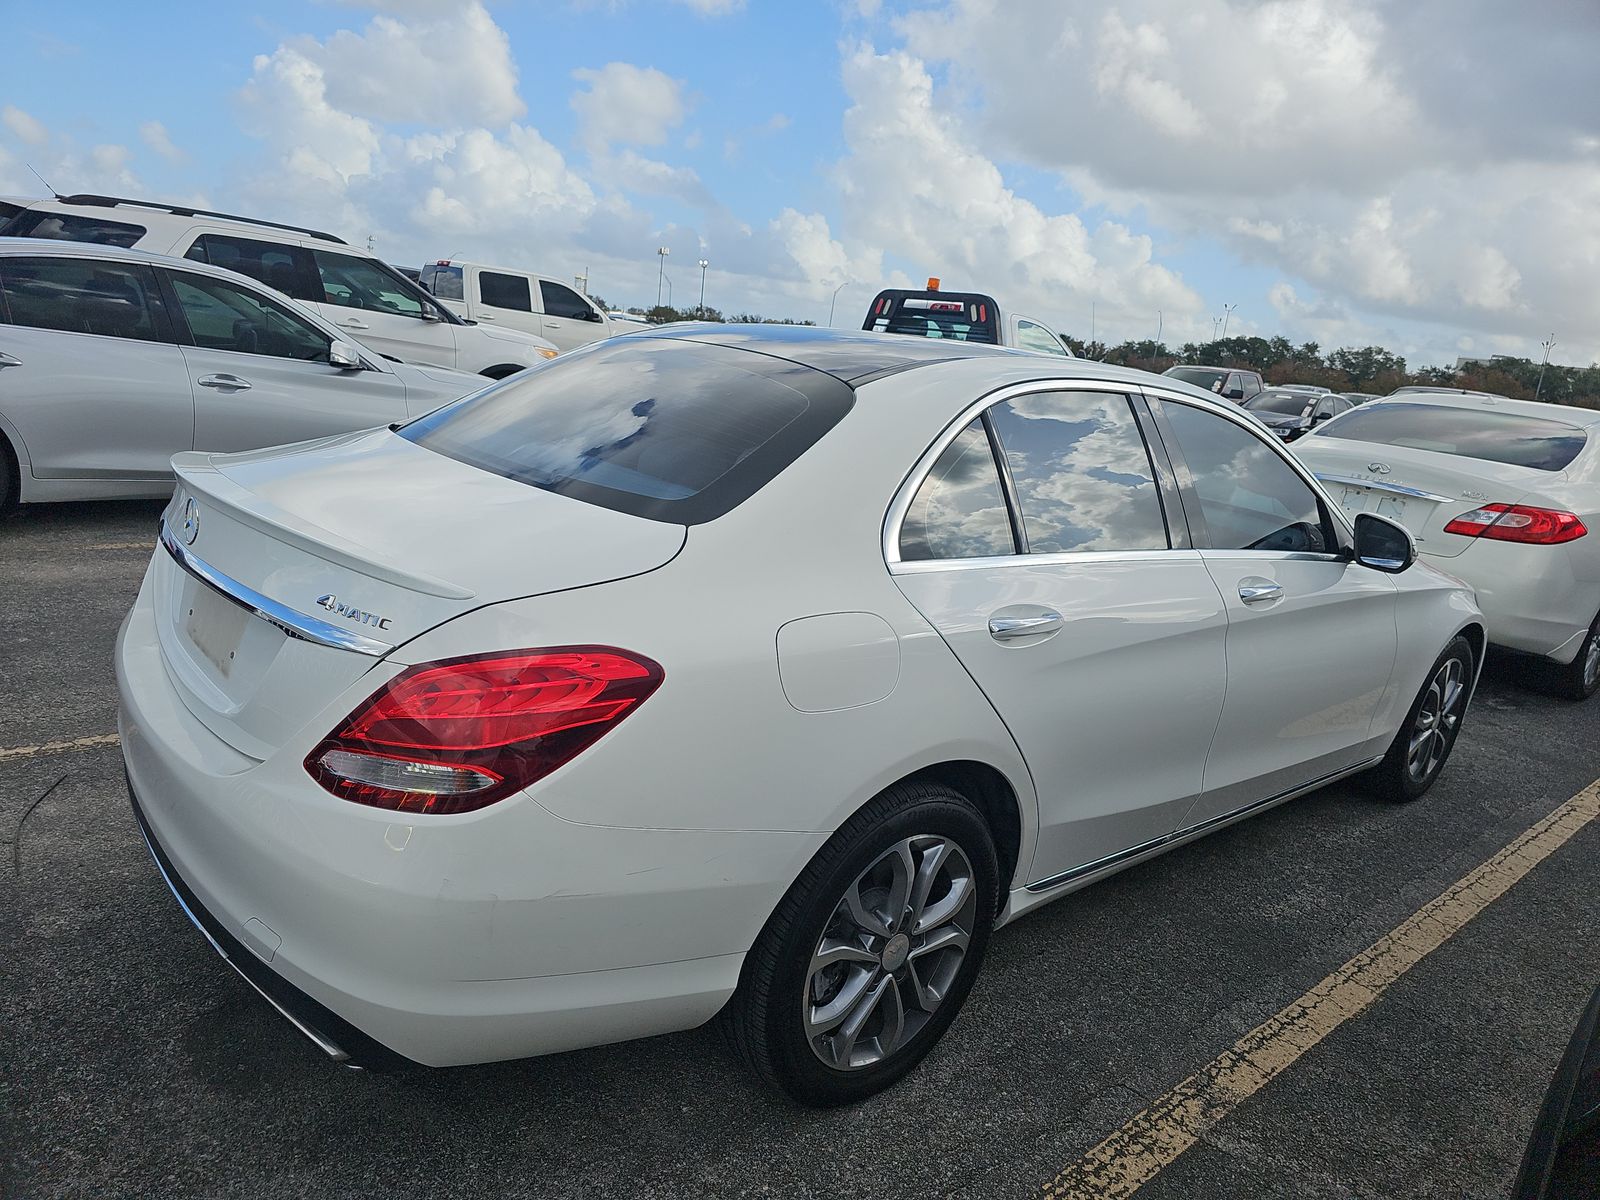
[1041,778,1600,1199]
[0,733,121,762]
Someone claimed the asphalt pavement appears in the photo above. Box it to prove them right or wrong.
[4,499,1598,1199]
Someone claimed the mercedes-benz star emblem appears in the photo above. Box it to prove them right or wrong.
[1367,462,1391,475]
[181,497,201,545]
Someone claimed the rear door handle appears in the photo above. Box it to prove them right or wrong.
[1238,582,1284,604]
[544,320,560,328]
[0,352,20,367]
[337,318,370,330]
[197,374,252,391]
[989,612,1064,640]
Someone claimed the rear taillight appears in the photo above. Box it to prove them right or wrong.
[1443,503,1588,545]
[305,647,664,814]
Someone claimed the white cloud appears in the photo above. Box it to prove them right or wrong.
[2,106,48,147]
[139,121,185,163]
[571,63,690,153]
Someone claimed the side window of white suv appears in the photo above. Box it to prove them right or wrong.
[310,250,427,320]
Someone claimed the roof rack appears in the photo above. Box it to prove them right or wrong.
[56,194,347,245]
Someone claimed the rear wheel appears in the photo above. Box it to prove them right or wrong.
[1367,635,1474,802]
[725,780,998,1106]
[1544,610,1600,702]
[0,434,17,514]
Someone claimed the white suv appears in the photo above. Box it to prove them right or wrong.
[3,195,558,377]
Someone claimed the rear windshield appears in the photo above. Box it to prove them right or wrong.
[1312,402,1588,471]
[400,337,854,523]
[420,262,464,300]
[1165,366,1226,390]
[7,209,146,249]
[1246,391,1313,416]
[863,291,999,344]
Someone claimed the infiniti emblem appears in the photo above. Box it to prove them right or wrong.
[1367,462,1391,475]
[180,497,201,545]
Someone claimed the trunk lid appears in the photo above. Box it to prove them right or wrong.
[153,428,685,759]
[1296,435,1555,558]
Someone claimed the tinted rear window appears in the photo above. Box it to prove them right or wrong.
[420,262,464,300]
[1165,366,1226,391]
[400,337,854,523]
[1312,402,1588,471]
[863,291,1000,345]
[8,209,146,249]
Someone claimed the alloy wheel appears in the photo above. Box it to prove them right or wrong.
[1407,656,1467,782]
[803,835,978,1071]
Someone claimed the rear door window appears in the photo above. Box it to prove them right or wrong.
[401,337,854,524]
[183,234,319,302]
[5,209,147,249]
[479,271,532,312]
[899,419,1016,561]
[988,392,1170,554]
[0,256,165,342]
[1310,402,1587,471]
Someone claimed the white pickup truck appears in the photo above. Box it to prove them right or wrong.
[862,283,1074,356]
[420,260,617,353]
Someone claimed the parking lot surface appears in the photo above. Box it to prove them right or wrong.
[5,499,1599,1199]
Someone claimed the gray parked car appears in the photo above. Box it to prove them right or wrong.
[0,239,487,507]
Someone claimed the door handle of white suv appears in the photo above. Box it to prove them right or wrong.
[197,374,252,391]
[989,612,1064,640]
[1238,581,1284,604]
[0,352,20,367]
[476,313,496,321]
[337,318,370,330]
[543,320,560,328]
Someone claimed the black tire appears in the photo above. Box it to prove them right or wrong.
[0,434,16,514]
[1541,609,1600,702]
[1367,635,1475,802]
[725,780,998,1106]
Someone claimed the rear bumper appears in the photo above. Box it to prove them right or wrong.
[1420,542,1596,662]
[116,585,820,1068]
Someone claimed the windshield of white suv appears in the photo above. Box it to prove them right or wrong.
[1311,402,1588,471]
[7,210,146,249]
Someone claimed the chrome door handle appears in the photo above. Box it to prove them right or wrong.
[1239,582,1284,604]
[544,320,560,328]
[197,374,252,391]
[989,612,1064,640]
[338,318,370,330]
[476,313,496,320]
[0,351,20,367]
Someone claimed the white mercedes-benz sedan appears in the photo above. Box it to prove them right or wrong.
[1295,392,1600,700]
[116,327,1484,1105]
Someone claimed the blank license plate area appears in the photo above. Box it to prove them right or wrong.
[181,579,252,681]
[1339,486,1408,523]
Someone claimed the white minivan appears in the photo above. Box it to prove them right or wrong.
[419,260,615,353]
[2,195,559,378]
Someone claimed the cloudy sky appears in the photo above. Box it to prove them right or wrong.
[4,0,1596,366]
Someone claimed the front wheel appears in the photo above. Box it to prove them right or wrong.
[1543,610,1600,702]
[725,780,998,1106]
[1367,635,1474,802]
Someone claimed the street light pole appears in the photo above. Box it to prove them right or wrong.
[1222,303,1237,340]
[656,247,670,308]
[828,278,850,327]
[697,259,708,315]
[1536,334,1556,401]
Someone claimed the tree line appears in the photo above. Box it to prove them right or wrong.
[589,298,817,327]
[1065,334,1600,410]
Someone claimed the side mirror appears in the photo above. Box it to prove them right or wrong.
[1313,410,1334,423]
[1353,512,1415,573]
[328,340,364,370]
[587,309,606,322]
[1222,387,1245,401]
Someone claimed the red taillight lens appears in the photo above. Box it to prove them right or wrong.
[305,647,664,814]
[1443,503,1588,545]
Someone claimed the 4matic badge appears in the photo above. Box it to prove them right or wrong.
[315,594,393,630]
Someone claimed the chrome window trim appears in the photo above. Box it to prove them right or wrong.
[890,547,1204,576]
[883,378,1177,571]
[159,519,393,656]
[1138,384,1359,542]
[1312,473,1455,504]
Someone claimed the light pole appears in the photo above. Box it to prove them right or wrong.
[828,278,851,327]
[1536,334,1556,401]
[1212,316,1222,341]
[1154,310,1162,349]
[656,247,670,309]
[1222,303,1237,340]
[697,259,709,315]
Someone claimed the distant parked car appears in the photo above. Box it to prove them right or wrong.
[1162,365,1263,402]
[391,264,422,284]
[863,283,1074,356]
[0,238,486,506]
[607,311,653,332]
[1242,389,1355,442]
[3,194,558,377]
[420,259,616,354]
[1338,392,1380,406]
[1388,386,1509,399]
[1278,383,1332,395]
[1296,393,1600,699]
